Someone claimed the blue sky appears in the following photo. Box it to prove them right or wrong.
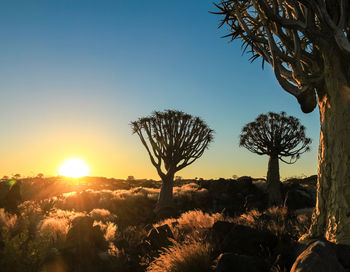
[0,0,320,179]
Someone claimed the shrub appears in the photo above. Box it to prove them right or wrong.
[0,208,17,232]
[39,217,69,247]
[0,229,51,272]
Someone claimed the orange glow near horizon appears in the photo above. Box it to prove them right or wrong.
[58,158,89,178]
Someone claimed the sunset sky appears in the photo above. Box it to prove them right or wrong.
[0,0,320,180]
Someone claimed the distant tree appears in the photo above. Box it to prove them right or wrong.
[127,176,135,181]
[36,173,44,179]
[1,176,9,181]
[131,110,214,216]
[240,112,311,205]
[215,0,350,244]
[12,174,21,180]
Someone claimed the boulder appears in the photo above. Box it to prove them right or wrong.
[291,240,346,272]
[271,243,307,271]
[237,176,253,183]
[65,216,108,260]
[335,243,350,270]
[212,223,278,256]
[145,224,174,250]
[155,206,177,220]
[211,221,236,250]
[214,252,267,272]
[284,188,315,210]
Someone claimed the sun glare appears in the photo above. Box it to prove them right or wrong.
[58,158,89,178]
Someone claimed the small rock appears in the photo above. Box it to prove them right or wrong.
[65,216,108,260]
[219,224,278,256]
[146,224,174,250]
[284,188,315,210]
[214,252,267,272]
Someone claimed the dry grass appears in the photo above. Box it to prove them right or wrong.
[146,239,213,272]
[155,210,231,241]
[235,206,311,239]
[39,217,69,246]
[0,208,17,232]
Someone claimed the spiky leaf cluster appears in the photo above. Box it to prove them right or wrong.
[214,0,350,113]
[239,112,311,163]
[131,110,214,178]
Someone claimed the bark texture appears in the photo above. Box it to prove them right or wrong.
[309,52,350,245]
[266,155,282,206]
[155,174,175,214]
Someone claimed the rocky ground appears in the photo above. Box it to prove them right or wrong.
[0,175,349,271]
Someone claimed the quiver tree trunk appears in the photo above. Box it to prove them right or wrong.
[308,53,350,245]
[266,155,282,206]
[154,173,175,218]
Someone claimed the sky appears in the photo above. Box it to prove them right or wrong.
[0,0,320,180]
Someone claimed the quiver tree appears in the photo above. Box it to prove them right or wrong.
[240,112,311,205]
[131,110,214,216]
[215,1,350,244]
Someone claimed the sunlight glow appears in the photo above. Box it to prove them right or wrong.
[58,158,89,178]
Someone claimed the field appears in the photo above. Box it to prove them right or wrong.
[0,176,316,272]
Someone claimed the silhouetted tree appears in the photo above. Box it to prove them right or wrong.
[36,173,44,179]
[12,173,21,180]
[215,1,350,243]
[240,112,311,205]
[127,176,135,181]
[131,110,214,216]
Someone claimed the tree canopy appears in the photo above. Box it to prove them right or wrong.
[131,110,214,179]
[214,0,350,113]
[239,111,311,163]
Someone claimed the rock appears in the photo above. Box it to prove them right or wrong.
[291,240,346,272]
[211,221,236,251]
[335,244,350,271]
[237,176,253,183]
[300,175,317,186]
[284,188,315,210]
[65,216,108,260]
[335,244,350,270]
[213,223,278,256]
[271,243,308,272]
[204,178,267,215]
[146,224,174,250]
[214,253,267,272]
[155,206,177,220]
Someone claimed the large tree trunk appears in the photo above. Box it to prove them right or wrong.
[154,173,175,217]
[266,154,282,206]
[308,52,350,245]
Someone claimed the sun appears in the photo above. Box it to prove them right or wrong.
[58,158,89,178]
